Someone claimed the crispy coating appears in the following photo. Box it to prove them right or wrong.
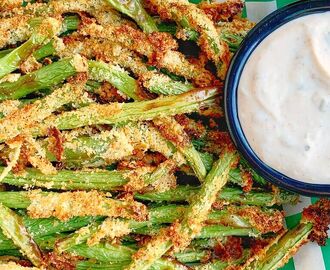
[151,171,177,193]
[3,0,123,25]
[87,218,131,246]
[248,238,273,255]
[0,2,48,18]
[0,0,125,46]
[133,157,179,193]
[153,116,190,148]
[198,0,244,22]
[142,0,159,16]
[0,83,84,142]
[114,24,178,56]
[50,0,126,26]
[118,152,167,171]
[174,153,236,251]
[203,131,236,155]
[0,0,22,12]
[141,152,168,166]
[0,13,61,48]
[80,23,214,84]
[42,251,80,270]
[0,15,31,48]
[27,190,148,221]
[174,114,206,139]
[25,136,57,175]
[0,261,40,270]
[123,166,155,191]
[198,100,224,119]
[47,127,64,162]
[130,226,172,261]
[302,198,330,245]
[58,122,174,168]
[20,56,42,74]
[234,206,284,234]
[0,100,21,116]
[217,18,256,36]
[98,81,127,103]
[60,35,185,93]
[147,0,230,79]
[12,142,30,173]
[78,22,174,57]
[129,153,236,268]
[241,170,253,192]
[187,54,221,87]
[238,231,286,270]
[0,136,23,182]
[214,236,243,262]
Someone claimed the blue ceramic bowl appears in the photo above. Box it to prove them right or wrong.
[224,0,330,197]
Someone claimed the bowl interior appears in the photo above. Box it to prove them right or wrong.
[224,0,330,196]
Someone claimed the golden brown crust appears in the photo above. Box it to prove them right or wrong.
[0,0,23,12]
[0,12,62,48]
[0,261,40,270]
[58,123,173,169]
[0,83,84,142]
[123,166,155,191]
[97,82,128,103]
[237,231,286,270]
[149,158,178,192]
[114,24,178,58]
[0,136,23,182]
[241,170,253,192]
[302,198,330,245]
[235,206,284,234]
[25,136,57,175]
[27,190,148,221]
[151,172,177,193]
[79,23,213,82]
[217,18,256,36]
[60,35,177,93]
[174,114,206,139]
[214,236,244,262]
[173,154,235,252]
[0,100,21,116]
[87,218,131,246]
[0,2,47,18]
[187,53,221,87]
[47,127,64,162]
[153,117,190,148]
[62,38,157,98]
[12,142,30,173]
[130,227,172,261]
[142,0,159,16]
[0,15,31,48]
[147,0,230,79]
[20,56,42,74]
[198,0,244,22]
[118,152,167,170]
[50,0,116,20]
[203,131,236,155]
[42,251,80,270]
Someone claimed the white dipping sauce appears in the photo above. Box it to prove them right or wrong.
[238,12,330,184]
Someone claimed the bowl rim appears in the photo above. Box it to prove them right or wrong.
[224,0,330,196]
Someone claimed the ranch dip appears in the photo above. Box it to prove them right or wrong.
[238,12,330,184]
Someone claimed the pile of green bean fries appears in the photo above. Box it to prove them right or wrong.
[0,0,329,269]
